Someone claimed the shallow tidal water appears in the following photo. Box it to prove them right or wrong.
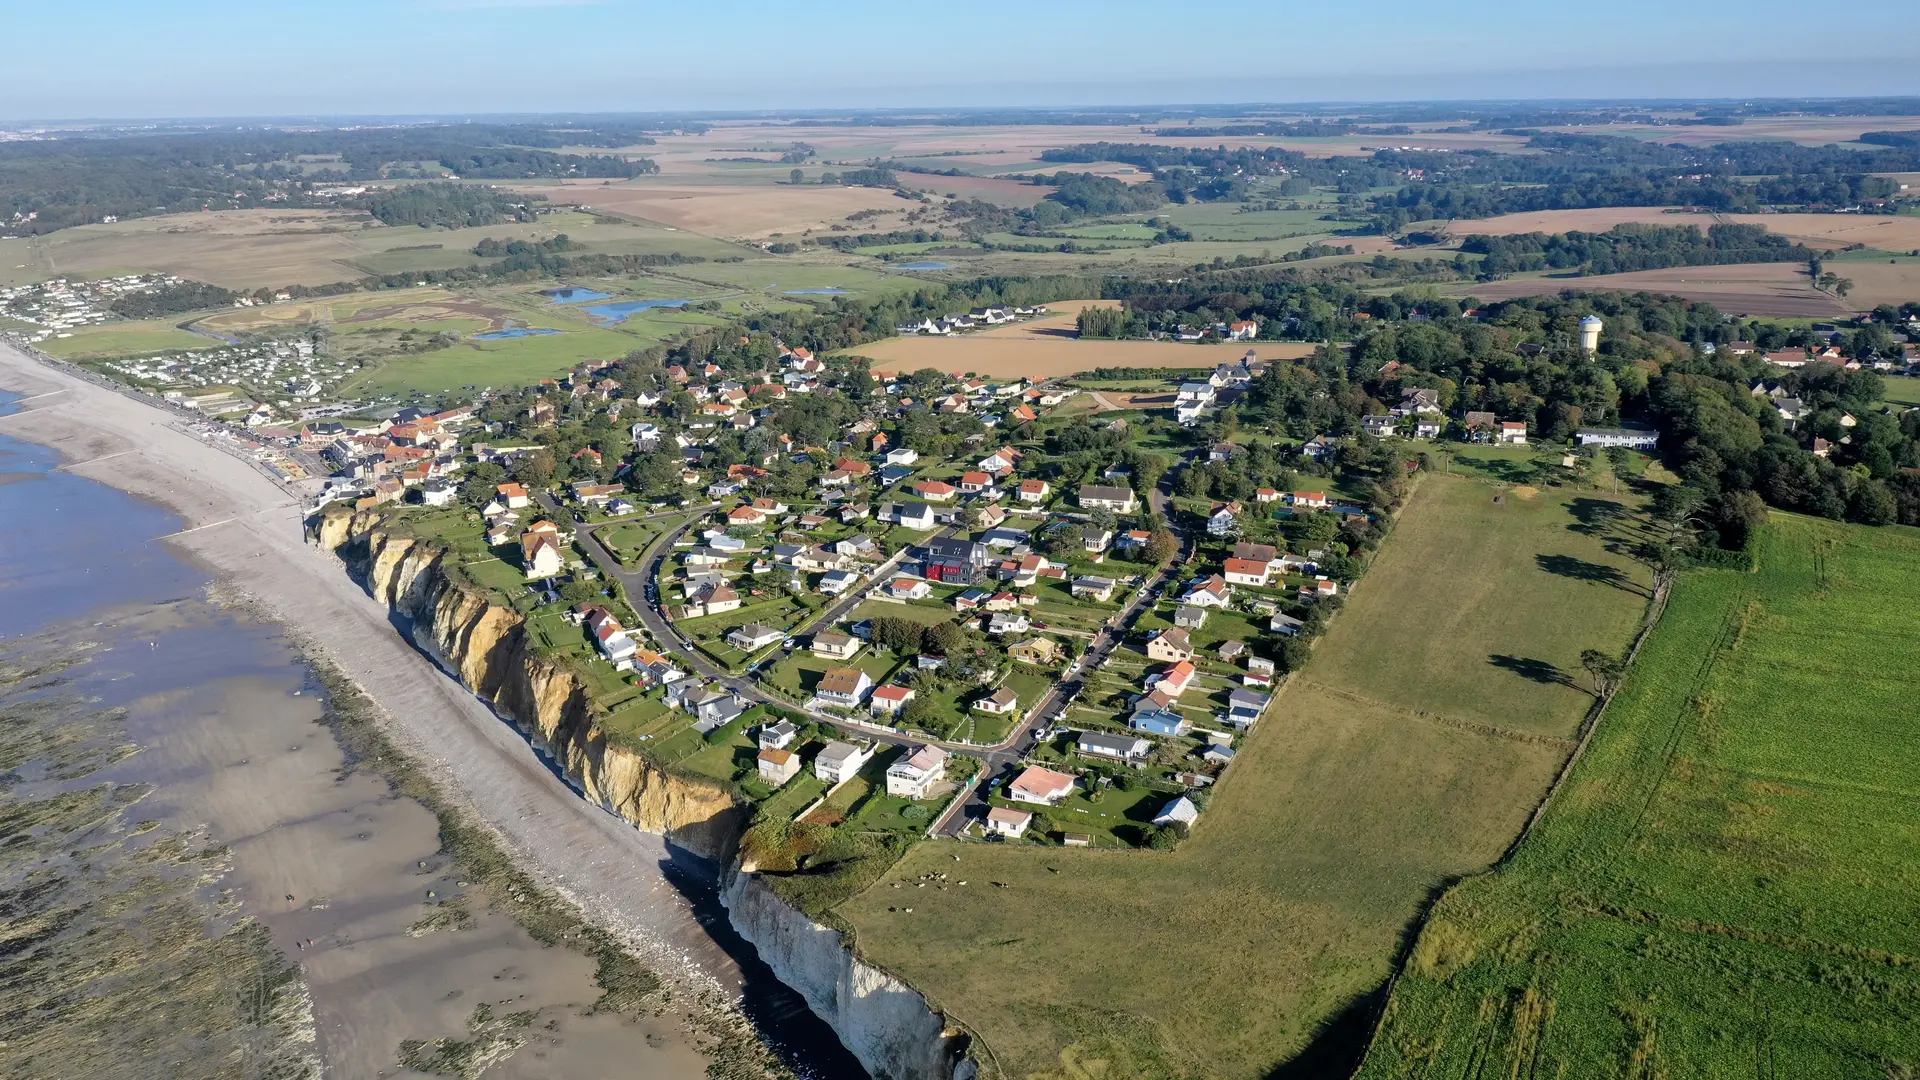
[0,395,713,1078]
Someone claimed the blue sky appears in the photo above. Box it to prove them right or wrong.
[5,0,1916,120]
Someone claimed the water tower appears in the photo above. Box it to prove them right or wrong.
[1579,315,1604,354]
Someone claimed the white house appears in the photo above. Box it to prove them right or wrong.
[1575,427,1659,450]
[816,666,874,708]
[728,623,784,651]
[1007,766,1076,806]
[984,806,1032,838]
[886,745,949,798]
[812,631,863,659]
[870,684,915,716]
[1076,484,1138,514]
[1497,422,1528,445]
[815,740,876,784]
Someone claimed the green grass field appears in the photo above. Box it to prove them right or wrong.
[36,321,214,358]
[1361,513,1920,1079]
[830,473,1656,1080]
[1879,374,1920,409]
[1306,477,1655,738]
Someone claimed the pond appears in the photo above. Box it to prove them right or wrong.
[474,326,562,340]
[896,261,950,270]
[543,286,613,304]
[581,299,692,324]
[785,288,843,295]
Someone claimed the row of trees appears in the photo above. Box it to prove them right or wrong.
[1458,223,1814,278]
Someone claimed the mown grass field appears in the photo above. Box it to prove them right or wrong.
[1361,513,1920,1079]
[37,320,213,358]
[833,473,1655,1080]
[1305,476,1655,738]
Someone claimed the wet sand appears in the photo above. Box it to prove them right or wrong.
[0,363,755,1075]
[0,344,752,989]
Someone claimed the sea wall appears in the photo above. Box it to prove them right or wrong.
[722,868,975,1080]
[313,508,743,857]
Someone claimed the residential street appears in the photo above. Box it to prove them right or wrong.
[548,445,1200,840]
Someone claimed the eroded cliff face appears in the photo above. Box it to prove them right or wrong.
[723,869,975,1080]
[311,508,743,857]
[313,507,973,1079]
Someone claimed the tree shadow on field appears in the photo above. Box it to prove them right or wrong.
[1565,496,1627,536]
[1535,553,1648,597]
[1488,653,1576,688]
[1265,983,1387,1080]
[1265,876,1466,1080]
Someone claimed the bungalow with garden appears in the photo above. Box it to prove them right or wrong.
[727,623,785,653]
[1008,766,1077,806]
[1077,731,1152,763]
[974,686,1020,716]
[985,806,1033,838]
[811,631,863,659]
[1132,708,1191,737]
[869,684,915,716]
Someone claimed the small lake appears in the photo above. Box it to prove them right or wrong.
[474,326,562,340]
[581,299,692,324]
[544,287,613,304]
[896,261,950,270]
[785,288,843,295]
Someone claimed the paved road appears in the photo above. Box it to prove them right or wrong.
[549,444,1204,840]
[933,447,1204,836]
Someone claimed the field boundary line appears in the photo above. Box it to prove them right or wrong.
[1349,563,1674,1080]
[1293,680,1579,748]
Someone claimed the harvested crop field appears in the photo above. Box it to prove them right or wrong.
[1537,114,1920,147]
[849,338,1317,379]
[1444,207,1920,251]
[516,180,908,238]
[1826,258,1920,309]
[893,174,1056,207]
[833,475,1654,1080]
[1447,262,1853,317]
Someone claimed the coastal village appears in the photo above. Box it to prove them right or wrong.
[36,298,1919,852]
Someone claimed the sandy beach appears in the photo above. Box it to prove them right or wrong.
[0,344,756,1022]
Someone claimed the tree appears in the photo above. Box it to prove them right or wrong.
[559,578,603,607]
[899,695,940,732]
[512,448,556,489]
[459,461,508,506]
[870,617,927,655]
[925,620,968,657]
[1580,648,1626,697]
[790,168,805,185]
[1144,529,1178,564]
[1146,824,1181,850]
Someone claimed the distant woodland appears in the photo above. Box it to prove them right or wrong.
[0,124,658,233]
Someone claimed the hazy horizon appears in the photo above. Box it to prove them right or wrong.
[6,0,1917,122]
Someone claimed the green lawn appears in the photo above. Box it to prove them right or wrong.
[1363,513,1920,1079]
[1880,374,1920,409]
[763,649,901,699]
[831,471,1658,1080]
